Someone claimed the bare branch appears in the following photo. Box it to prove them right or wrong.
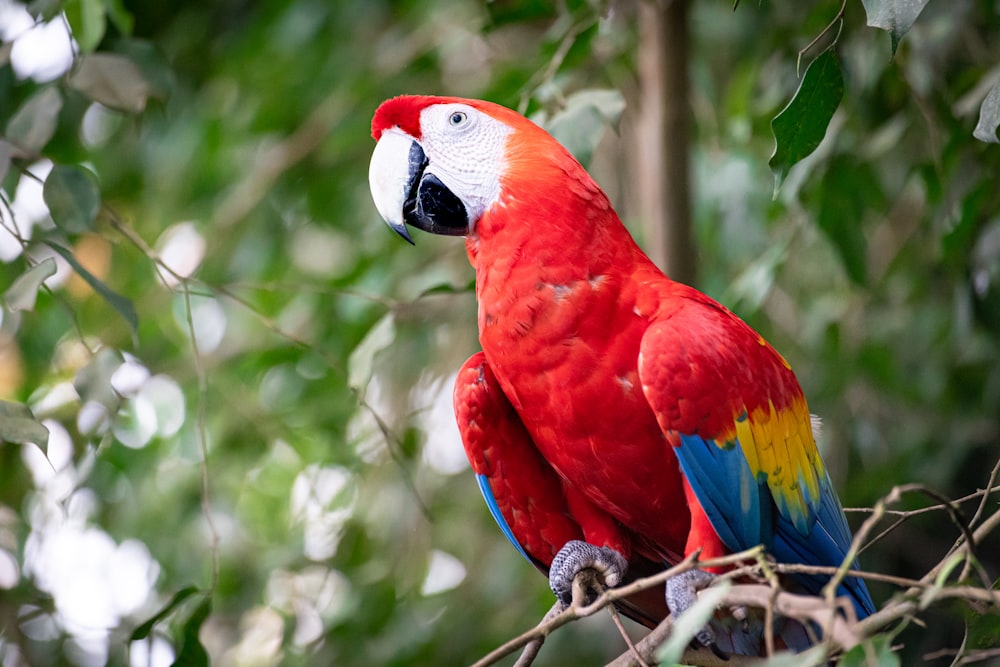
[512,601,564,667]
[968,456,1000,529]
[606,617,739,667]
[606,605,650,667]
[728,584,858,649]
[475,462,1000,667]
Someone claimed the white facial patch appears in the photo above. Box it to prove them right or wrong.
[418,103,512,230]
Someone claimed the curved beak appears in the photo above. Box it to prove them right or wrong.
[368,130,469,244]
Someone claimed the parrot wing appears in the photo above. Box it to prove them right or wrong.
[637,287,875,616]
[454,352,584,572]
[454,352,673,627]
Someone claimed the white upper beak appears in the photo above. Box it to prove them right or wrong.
[368,129,415,242]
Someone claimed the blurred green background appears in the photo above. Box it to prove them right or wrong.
[1,0,999,665]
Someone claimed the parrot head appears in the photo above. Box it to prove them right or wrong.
[368,95,566,244]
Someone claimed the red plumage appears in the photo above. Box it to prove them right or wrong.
[370,96,875,645]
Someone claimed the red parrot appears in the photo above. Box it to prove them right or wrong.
[368,95,875,655]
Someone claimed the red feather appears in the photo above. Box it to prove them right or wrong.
[371,95,443,141]
[369,96,874,638]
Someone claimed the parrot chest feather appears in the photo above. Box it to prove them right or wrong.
[473,233,690,556]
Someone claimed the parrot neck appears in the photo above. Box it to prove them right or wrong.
[467,187,654,287]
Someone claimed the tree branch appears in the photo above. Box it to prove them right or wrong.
[473,462,1000,667]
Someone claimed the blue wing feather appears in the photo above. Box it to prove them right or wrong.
[475,473,532,564]
[675,433,875,617]
[677,433,772,553]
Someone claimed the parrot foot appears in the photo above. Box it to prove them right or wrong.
[549,540,627,607]
[665,569,728,659]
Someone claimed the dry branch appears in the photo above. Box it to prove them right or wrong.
[470,466,1000,667]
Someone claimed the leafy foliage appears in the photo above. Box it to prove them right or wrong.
[769,47,844,195]
[974,77,1000,144]
[43,165,101,233]
[860,0,929,57]
[0,399,48,446]
[0,1,998,666]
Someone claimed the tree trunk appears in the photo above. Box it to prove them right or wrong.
[633,0,696,285]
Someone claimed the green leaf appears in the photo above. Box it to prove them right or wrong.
[68,53,153,113]
[45,242,138,336]
[920,552,967,610]
[654,580,730,665]
[966,596,1000,650]
[769,48,844,196]
[484,0,557,28]
[103,0,134,36]
[170,596,211,667]
[25,0,62,21]
[5,87,63,155]
[114,40,174,102]
[417,279,475,298]
[750,645,829,667]
[73,347,125,409]
[942,180,992,268]
[726,240,789,313]
[973,77,1000,144]
[839,634,900,667]
[64,0,107,53]
[4,258,57,312]
[347,313,396,394]
[815,155,876,285]
[0,139,13,184]
[543,89,626,167]
[129,586,200,642]
[43,165,102,234]
[0,400,49,446]
[861,0,930,57]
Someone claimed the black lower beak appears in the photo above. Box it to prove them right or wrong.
[398,143,468,243]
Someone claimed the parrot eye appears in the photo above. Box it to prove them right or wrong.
[448,111,468,127]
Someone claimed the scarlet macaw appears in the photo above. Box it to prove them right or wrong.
[368,95,875,654]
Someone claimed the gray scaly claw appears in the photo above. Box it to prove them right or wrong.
[549,540,628,606]
[665,569,727,656]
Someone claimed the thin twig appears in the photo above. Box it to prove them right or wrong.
[894,483,993,591]
[845,481,1000,517]
[518,15,599,114]
[772,563,925,590]
[606,604,650,667]
[181,281,220,592]
[822,487,890,607]
[850,478,1000,556]
[512,601,564,667]
[796,0,847,73]
[968,457,1000,529]
[958,457,1000,584]
[754,550,780,657]
[858,514,909,554]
